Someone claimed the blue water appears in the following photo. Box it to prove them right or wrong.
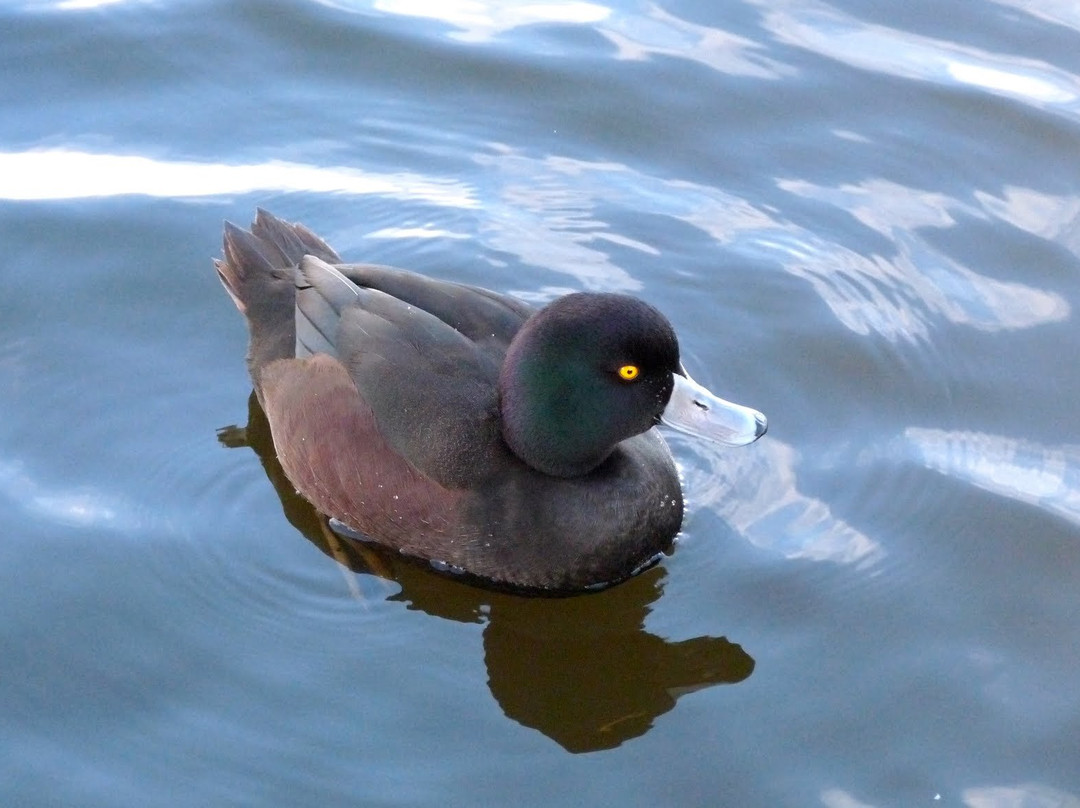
[2,1,1079,805]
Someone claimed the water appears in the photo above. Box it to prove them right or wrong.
[2,0,1079,805]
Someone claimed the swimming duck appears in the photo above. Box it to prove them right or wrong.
[216,210,765,594]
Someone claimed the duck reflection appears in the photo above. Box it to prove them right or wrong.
[219,392,754,753]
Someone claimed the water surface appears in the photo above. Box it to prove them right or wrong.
[1,1,1079,806]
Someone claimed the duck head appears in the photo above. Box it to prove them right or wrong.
[498,292,766,478]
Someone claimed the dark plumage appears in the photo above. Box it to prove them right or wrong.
[215,210,765,593]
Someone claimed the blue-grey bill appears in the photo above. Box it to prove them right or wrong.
[660,370,767,447]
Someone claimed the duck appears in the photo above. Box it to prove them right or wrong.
[215,210,766,594]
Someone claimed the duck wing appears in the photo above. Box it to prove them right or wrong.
[332,262,534,361]
[293,256,524,488]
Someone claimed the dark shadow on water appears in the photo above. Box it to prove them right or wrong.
[219,391,755,753]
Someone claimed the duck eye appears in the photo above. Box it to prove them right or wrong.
[618,364,640,381]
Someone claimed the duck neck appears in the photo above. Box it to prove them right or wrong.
[499,350,616,478]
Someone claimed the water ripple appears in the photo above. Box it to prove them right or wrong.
[756,0,1080,120]
[345,0,791,77]
[778,178,1071,337]
[905,428,1080,529]
[963,782,1080,808]
[467,144,1070,338]
[0,457,147,533]
[975,185,1080,258]
[671,434,884,568]
[596,2,790,78]
[988,0,1080,35]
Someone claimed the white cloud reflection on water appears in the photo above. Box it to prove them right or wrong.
[986,0,1080,36]
[674,435,884,568]
[593,2,789,78]
[819,789,877,808]
[975,185,1080,258]
[679,423,1080,567]
[365,0,610,42]
[473,146,1070,337]
[777,178,1072,337]
[963,783,1080,808]
[820,782,1080,808]
[905,428,1080,529]
[14,0,135,10]
[754,0,1080,117]
[472,148,646,293]
[0,149,478,208]
[0,458,138,531]
[328,0,789,77]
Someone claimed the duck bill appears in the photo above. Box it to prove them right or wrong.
[660,369,767,447]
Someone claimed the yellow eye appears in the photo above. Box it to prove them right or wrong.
[618,364,640,381]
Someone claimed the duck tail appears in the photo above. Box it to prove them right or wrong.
[215,209,341,315]
[215,210,343,379]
